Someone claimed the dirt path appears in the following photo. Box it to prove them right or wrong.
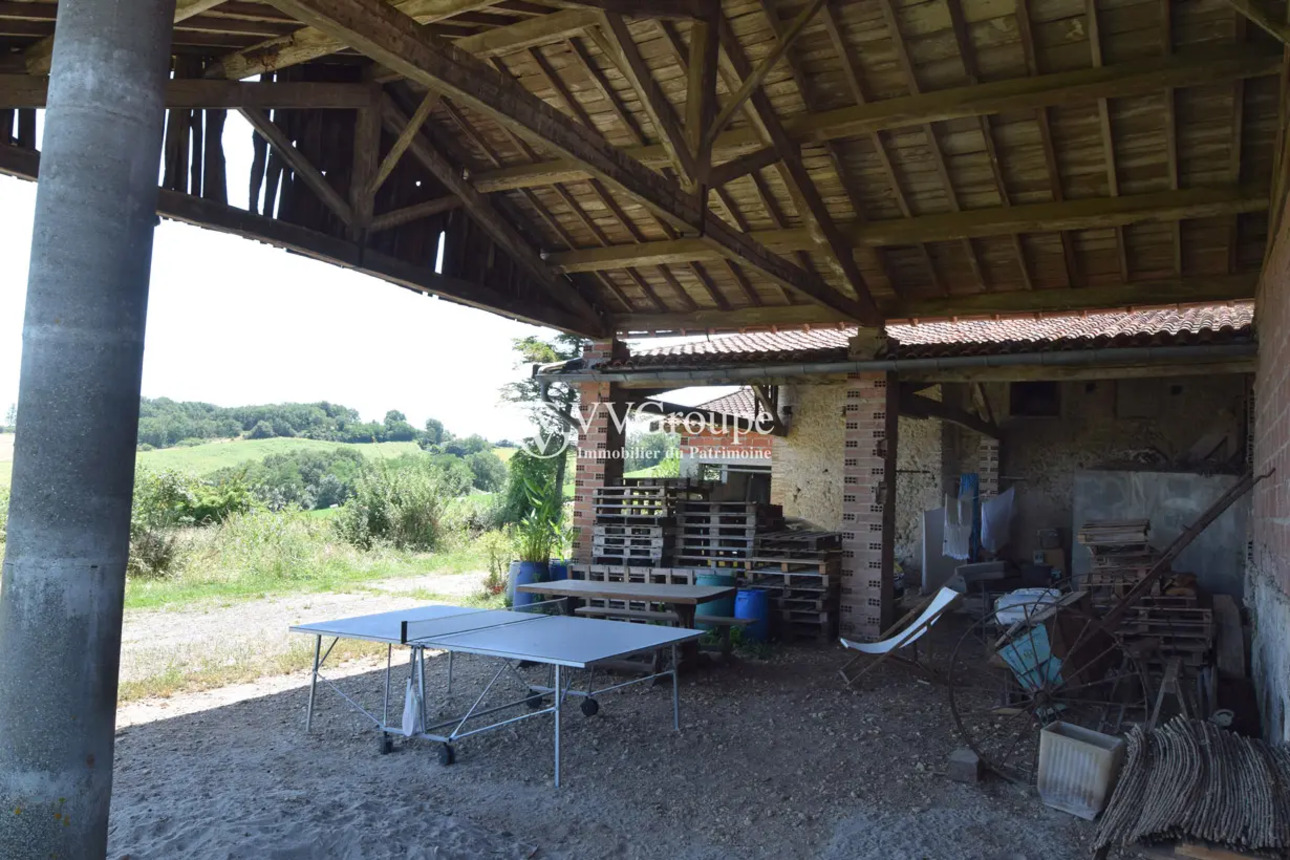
[120,569,487,686]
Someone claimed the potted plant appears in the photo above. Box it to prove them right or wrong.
[511,475,559,607]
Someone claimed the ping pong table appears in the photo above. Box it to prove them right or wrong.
[290,602,702,786]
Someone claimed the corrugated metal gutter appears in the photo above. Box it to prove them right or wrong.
[534,342,1257,384]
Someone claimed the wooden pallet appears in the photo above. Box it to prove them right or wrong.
[592,533,670,550]
[593,523,673,537]
[745,556,839,575]
[1078,519,1150,546]
[754,530,841,553]
[746,570,837,590]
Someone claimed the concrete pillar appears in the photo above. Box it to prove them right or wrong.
[0,0,176,856]
[839,373,898,640]
[570,341,627,564]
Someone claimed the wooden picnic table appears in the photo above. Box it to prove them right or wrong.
[516,580,737,668]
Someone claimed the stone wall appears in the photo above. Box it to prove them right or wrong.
[1251,193,1290,742]
[771,381,942,572]
[976,375,1248,562]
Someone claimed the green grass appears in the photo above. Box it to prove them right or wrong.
[123,509,489,611]
[0,432,12,488]
[137,437,423,475]
[492,445,518,462]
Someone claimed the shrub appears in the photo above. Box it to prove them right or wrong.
[479,528,515,596]
[466,450,508,492]
[199,507,321,582]
[334,459,446,551]
[0,485,9,544]
[442,492,506,536]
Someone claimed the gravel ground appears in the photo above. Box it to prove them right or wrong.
[119,571,485,685]
[108,620,1100,859]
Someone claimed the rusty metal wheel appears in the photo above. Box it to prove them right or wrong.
[947,596,1150,785]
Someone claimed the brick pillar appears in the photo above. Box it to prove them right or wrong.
[839,373,898,640]
[978,437,1000,499]
[570,340,627,564]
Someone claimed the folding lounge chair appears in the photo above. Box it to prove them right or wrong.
[838,586,962,687]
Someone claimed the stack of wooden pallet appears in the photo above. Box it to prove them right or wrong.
[567,562,700,614]
[672,501,784,570]
[1078,519,1161,606]
[1118,595,1215,669]
[590,481,709,564]
[745,530,842,641]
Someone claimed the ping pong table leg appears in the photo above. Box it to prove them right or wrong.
[671,644,680,732]
[447,650,454,696]
[305,635,322,732]
[553,664,562,788]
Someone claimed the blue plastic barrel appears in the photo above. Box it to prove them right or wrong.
[695,572,736,629]
[511,561,549,608]
[548,559,569,581]
[735,588,770,642]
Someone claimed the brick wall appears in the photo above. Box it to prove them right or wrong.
[839,373,898,640]
[680,426,774,455]
[570,341,626,564]
[1251,197,1290,741]
[978,437,1000,499]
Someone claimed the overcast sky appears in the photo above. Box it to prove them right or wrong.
[0,112,730,443]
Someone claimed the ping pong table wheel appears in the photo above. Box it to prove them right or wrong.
[580,698,599,717]
[378,733,393,755]
[437,743,455,766]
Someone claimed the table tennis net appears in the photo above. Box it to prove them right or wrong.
[398,600,563,645]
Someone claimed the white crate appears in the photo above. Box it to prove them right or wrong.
[1037,722,1126,820]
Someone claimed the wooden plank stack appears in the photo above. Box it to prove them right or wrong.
[672,501,784,570]
[589,480,710,564]
[1078,519,1161,606]
[743,528,842,642]
[1119,595,1215,669]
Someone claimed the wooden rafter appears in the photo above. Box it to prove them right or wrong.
[705,0,826,150]
[209,4,590,79]
[349,94,381,237]
[819,1,935,294]
[240,107,355,224]
[1015,0,1080,288]
[546,186,1267,271]
[23,0,226,74]
[467,46,1278,193]
[716,11,884,312]
[369,88,440,199]
[1161,0,1182,275]
[594,14,697,183]
[1230,13,1248,274]
[0,143,600,334]
[369,194,461,232]
[557,0,710,20]
[1087,0,1130,282]
[378,95,605,329]
[946,0,1031,290]
[520,47,720,310]
[262,0,872,320]
[878,0,985,291]
[1223,0,1290,45]
[684,8,718,185]
[0,76,377,110]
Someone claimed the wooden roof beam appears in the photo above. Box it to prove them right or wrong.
[378,95,607,331]
[879,0,984,292]
[23,0,226,75]
[0,76,377,109]
[240,107,355,224]
[714,17,881,319]
[593,14,698,184]
[704,0,825,150]
[263,0,873,320]
[208,3,588,79]
[1223,0,1290,45]
[547,185,1268,271]
[1087,0,1130,282]
[555,0,711,20]
[468,46,1279,192]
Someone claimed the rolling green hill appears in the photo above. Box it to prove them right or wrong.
[0,435,517,488]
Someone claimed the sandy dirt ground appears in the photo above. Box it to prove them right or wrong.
[107,594,1103,860]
